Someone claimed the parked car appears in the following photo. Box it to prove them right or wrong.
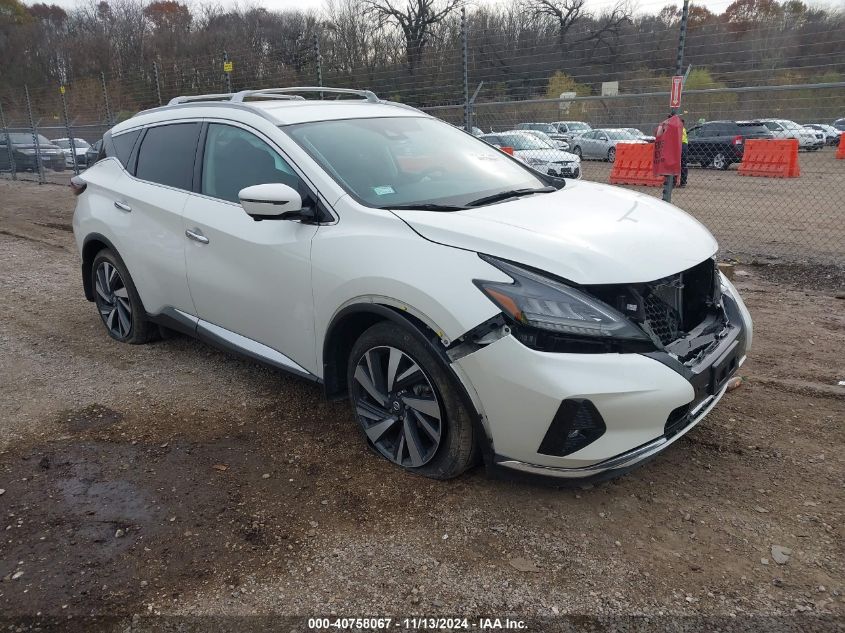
[480,131,581,178]
[802,123,840,146]
[759,118,823,150]
[51,137,92,167]
[623,128,655,143]
[515,122,570,145]
[833,118,845,131]
[71,86,751,482]
[551,121,591,141]
[570,128,644,162]
[520,129,570,151]
[85,139,103,166]
[0,132,66,172]
[685,120,774,170]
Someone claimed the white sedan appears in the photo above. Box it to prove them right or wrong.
[51,137,92,167]
[480,131,581,178]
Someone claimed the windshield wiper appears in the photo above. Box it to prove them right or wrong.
[380,203,468,211]
[465,186,556,208]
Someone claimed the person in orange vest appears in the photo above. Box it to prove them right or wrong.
[679,118,689,187]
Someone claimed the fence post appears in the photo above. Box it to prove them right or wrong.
[0,101,17,181]
[60,85,79,175]
[314,32,323,94]
[461,7,470,132]
[100,71,114,126]
[223,51,233,93]
[153,60,163,106]
[662,0,689,203]
[24,86,44,185]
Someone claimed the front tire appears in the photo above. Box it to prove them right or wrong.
[607,147,616,162]
[573,146,582,159]
[91,249,157,344]
[347,321,477,479]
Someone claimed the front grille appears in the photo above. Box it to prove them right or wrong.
[643,285,682,345]
[584,258,718,348]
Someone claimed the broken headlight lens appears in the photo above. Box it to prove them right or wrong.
[474,255,650,341]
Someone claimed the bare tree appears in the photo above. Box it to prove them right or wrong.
[520,0,632,52]
[362,0,460,76]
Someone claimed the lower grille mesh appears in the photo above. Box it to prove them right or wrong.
[643,291,682,345]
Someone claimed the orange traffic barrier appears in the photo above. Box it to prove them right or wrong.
[738,139,799,178]
[609,143,663,187]
[837,133,845,159]
[500,146,514,155]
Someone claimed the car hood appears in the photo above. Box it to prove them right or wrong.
[15,143,61,151]
[514,149,580,162]
[392,179,718,284]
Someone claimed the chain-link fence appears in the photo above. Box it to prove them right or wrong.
[1,4,843,265]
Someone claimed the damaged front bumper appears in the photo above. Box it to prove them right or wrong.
[451,273,752,482]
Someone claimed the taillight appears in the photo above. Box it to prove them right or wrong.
[732,135,744,146]
[70,175,87,196]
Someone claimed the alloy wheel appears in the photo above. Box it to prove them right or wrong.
[352,346,443,468]
[608,147,616,162]
[95,261,132,338]
[712,153,727,170]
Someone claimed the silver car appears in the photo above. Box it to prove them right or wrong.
[479,131,581,178]
[520,129,570,151]
[571,128,645,162]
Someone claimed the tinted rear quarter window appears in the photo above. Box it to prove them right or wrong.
[110,130,141,167]
[135,123,201,190]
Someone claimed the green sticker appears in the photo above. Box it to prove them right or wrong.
[373,185,395,195]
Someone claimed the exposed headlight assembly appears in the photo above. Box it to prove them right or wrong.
[474,255,650,341]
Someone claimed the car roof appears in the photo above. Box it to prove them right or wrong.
[113,88,428,135]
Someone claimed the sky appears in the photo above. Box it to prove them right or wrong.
[30,0,842,17]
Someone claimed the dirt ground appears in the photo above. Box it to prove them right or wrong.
[0,180,843,631]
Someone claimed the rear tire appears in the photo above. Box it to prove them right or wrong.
[91,249,157,344]
[711,152,729,170]
[347,321,477,480]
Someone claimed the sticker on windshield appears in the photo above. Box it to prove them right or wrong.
[373,185,396,196]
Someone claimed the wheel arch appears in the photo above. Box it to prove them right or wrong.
[322,301,495,465]
[322,303,446,401]
[81,232,121,301]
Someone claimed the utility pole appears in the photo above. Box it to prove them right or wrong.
[662,0,689,203]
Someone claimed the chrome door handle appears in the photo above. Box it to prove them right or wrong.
[113,201,131,212]
[185,228,209,244]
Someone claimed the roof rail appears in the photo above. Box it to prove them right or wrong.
[167,93,234,106]
[231,87,379,103]
[166,86,382,107]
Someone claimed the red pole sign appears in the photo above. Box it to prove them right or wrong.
[670,75,683,109]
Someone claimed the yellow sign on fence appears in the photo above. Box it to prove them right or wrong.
[59,85,66,95]
[223,61,233,73]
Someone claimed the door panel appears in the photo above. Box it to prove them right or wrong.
[118,177,194,316]
[182,197,318,373]
[183,122,320,374]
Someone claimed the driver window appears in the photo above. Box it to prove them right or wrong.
[201,124,301,204]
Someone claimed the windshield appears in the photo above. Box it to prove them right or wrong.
[498,134,553,150]
[5,133,51,145]
[285,117,546,209]
[567,122,590,131]
[605,130,636,140]
[524,130,552,142]
[624,128,643,136]
[54,138,90,149]
[532,124,557,134]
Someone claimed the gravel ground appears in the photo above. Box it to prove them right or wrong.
[0,180,843,631]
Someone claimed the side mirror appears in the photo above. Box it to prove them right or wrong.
[239,183,305,221]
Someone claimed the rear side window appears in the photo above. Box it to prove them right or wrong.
[737,122,769,134]
[135,123,201,190]
[110,130,141,167]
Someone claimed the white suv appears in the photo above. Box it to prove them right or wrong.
[72,87,752,482]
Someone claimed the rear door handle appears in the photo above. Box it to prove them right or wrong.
[114,201,131,212]
[185,228,209,244]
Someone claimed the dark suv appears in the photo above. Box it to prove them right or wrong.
[0,133,66,172]
[686,120,774,170]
